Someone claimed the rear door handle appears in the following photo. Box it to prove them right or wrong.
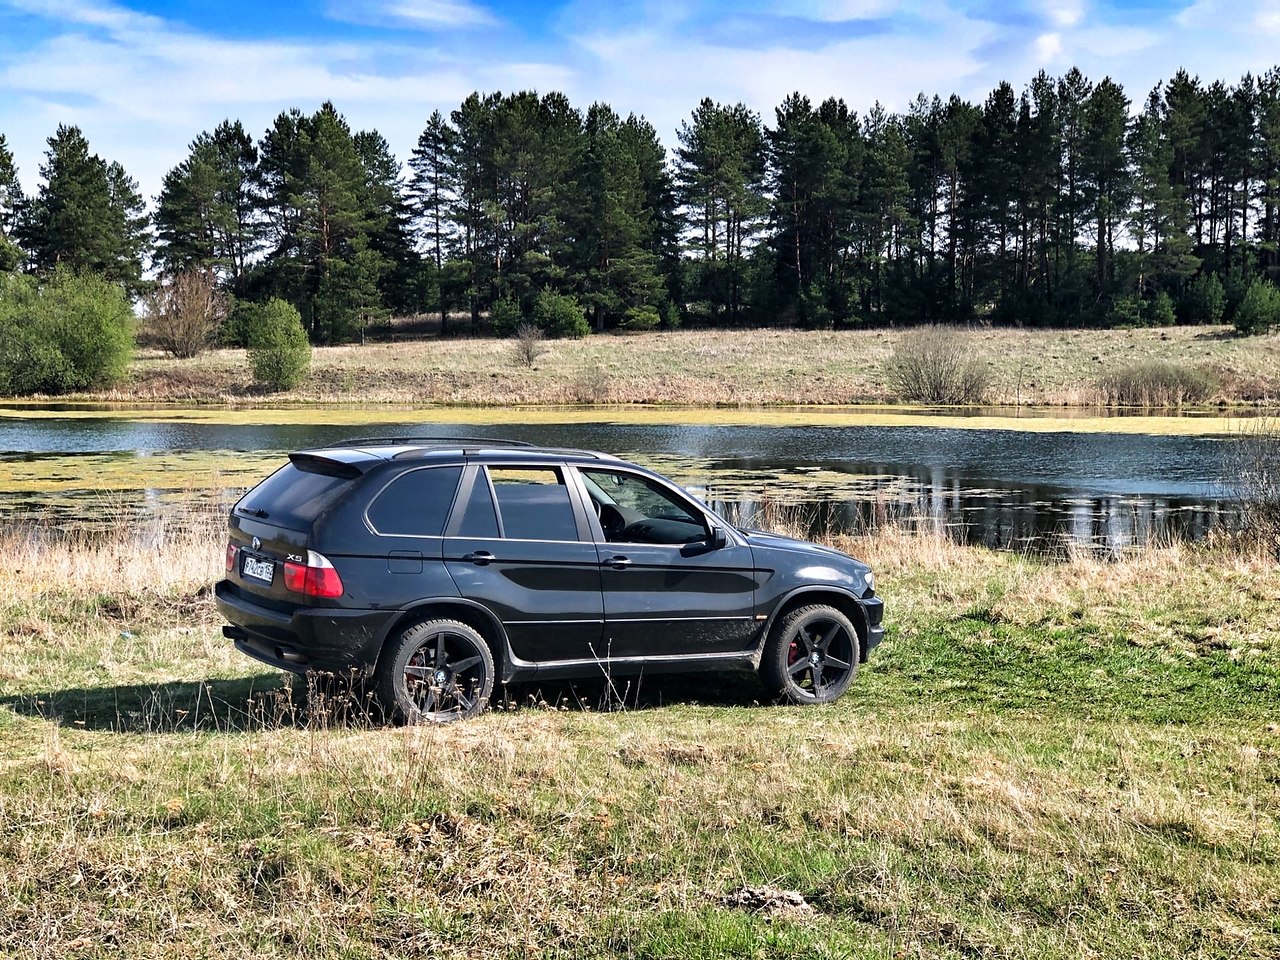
[602,555,632,570]
[462,550,495,566]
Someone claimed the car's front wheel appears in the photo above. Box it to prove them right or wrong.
[760,604,859,704]
[376,619,494,723]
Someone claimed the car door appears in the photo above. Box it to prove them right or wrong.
[572,466,759,659]
[442,463,604,664]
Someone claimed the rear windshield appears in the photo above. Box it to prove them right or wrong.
[235,462,354,529]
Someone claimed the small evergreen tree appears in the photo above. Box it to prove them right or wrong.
[248,298,311,390]
[1142,290,1176,326]
[533,289,589,338]
[489,297,522,336]
[1233,279,1280,334]
[1182,273,1226,324]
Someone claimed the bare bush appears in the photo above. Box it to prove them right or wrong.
[886,326,990,404]
[1095,361,1217,407]
[1227,417,1280,554]
[512,322,545,368]
[144,269,227,359]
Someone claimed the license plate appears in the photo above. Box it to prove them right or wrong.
[241,555,274,584]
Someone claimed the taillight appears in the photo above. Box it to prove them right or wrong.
[283,550,344,599]
[225,541,239,572]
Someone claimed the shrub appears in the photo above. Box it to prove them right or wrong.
[533,290,589,339]
[489,298,522,337]
[619,305,661,332]
[1232,278,1280,335]
[0,269,133,395]
[1143,291,1176,327]
[886,326,990,404]
[144,269,227,358]
[512,322,545,368]
[0,320,74,395]
[662,301,682,330]
[220,299,262,347]
[1104,295,1144,328]
[248,298,311,391]
[1094,361,1217,407]
[1182,273,1226,325]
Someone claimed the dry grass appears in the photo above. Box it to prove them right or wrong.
[1,518,1278,958]
[32,324,1280,407]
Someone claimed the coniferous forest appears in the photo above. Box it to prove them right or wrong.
[3,66,1280,344]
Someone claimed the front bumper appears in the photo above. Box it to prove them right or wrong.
[863,595,886,654]
[215,579,394,676]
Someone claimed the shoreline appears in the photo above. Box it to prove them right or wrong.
[0,399,1269,437]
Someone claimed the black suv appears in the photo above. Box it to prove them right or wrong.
[216,439,884,721]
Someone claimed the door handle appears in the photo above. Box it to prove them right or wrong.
[602,555,632,569]
[462,550,495,566]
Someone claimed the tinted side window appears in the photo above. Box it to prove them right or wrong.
[456,470,500,538]
[489,467,579,541]
[366,466,462,537]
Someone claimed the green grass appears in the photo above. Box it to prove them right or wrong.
[1,522,1277,958]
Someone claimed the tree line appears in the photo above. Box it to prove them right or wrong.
[3,65,1280,344]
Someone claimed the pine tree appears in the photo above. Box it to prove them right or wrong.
[353,129,413,315]
[20,125,149,293]
[154,121,261,283]
[0,134,23,271]
[573,103,664,331]
[675,99,767,322]
[1080,77,1131,295]
[257,103,378,342]
[408,110,457,332]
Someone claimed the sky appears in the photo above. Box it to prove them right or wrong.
[2,0,1280,202]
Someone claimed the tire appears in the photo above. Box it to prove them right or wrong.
[760,604,860,705]
[375,619,495,723]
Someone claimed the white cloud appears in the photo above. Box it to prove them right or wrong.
[1174,0,1220,28]
[4,0,161,31]
[1042,0,1084,29]
[330,0,498,30]
[0,0,535,196]
[1035,31,1063,61]
[800,0,900,22]
[4,0,1280,209]
[1257,0,1280,33]
[1072,25,1161,58]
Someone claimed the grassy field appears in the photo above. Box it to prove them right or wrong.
[1,516,1277,958]
[87,325,1280,407]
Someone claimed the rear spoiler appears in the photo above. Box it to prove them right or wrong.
[288,451,368,480]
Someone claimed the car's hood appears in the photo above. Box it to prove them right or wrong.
[738,528,869,573]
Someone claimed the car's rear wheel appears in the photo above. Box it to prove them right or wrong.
[376,619,494,723]
[760,604,859,704]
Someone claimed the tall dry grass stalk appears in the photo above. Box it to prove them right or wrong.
[1227,416,1280,553]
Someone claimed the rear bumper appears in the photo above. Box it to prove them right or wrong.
[215,579,394,676]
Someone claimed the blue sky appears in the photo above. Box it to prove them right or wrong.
[2,0,1279,200]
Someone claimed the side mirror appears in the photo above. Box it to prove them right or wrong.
[707,526,728,550]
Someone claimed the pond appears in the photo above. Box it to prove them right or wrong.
[0,407,1245,553]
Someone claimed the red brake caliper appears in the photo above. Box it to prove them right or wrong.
[787,640,801,666]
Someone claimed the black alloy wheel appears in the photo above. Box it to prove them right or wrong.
[761,604,859,704]
[377,619,495,722]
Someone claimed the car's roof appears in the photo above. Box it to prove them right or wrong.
[294,438,623,467]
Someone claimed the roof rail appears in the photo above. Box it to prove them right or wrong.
[331,435,536,448]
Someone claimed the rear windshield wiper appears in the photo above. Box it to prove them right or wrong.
[239,507,270,519]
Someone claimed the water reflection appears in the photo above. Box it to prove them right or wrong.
[0,416,1242,554]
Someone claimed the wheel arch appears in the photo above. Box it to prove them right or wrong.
[760,587,871,662]
[373,597,516,682]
